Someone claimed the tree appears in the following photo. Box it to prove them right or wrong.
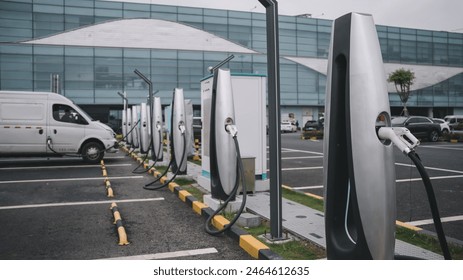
[387,68,416,116]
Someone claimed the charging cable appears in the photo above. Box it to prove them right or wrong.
[132,126,164,174]
[205,124,247,236]
[144,122,187,190]
[377,127,452,260]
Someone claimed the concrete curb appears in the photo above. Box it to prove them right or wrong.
[122,145,282,259]
[167,181,282,260]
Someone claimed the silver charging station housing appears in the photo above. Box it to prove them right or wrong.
[171,88,187,174]
[323,12,396,260]
[152,96,164,161]
[131,105,140,148]
[140,102,150,154]
[126,107,132,145]
[210,68,238,200]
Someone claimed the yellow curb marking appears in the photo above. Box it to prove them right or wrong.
[239,235,269,259]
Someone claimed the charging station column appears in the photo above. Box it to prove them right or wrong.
[324,13,396,260]
[209,68,238,201]
[170,88,187,175]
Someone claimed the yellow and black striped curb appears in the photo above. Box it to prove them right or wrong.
[104,177,114,198]
[110,202,130,246]
[100,160,114,197]
[119,144,280,259]
[167,181,282,260]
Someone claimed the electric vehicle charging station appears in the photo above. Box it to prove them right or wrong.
[323,12,396,260]
[151,96,164,161]
[209,68,238,202]
[126,107,133,146]
[139,102,150,154]
[118,92,128,138]
[198,73,268,196]
[184,99,195,158]
[202,67,250,235]
[131,105,140,149]
[170,88,187,175]
[144,88,189,190]
[324,12,452,260]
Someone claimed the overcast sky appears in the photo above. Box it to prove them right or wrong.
[114,0,463,33]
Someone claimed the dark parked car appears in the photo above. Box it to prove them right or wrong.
[391,116,442,142]
[303,120,323,131]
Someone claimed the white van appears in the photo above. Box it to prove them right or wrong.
[444,115,463,130]
[0,91,117,163]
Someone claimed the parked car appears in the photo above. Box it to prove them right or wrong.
[391,116,442,142]
[444,115,463,130]
[303,120,323,131]
[432,118,450,135]
[281,121,297,133]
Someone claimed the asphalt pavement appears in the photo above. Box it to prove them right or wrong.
[278,132,463,243]
[1,132,461,260]
[0,153,252,260]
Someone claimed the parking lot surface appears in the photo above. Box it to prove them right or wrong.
[1,134,462,260]
[278,133,463,242]
[0,152,252,260]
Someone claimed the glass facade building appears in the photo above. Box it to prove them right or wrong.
[1,0,462,123]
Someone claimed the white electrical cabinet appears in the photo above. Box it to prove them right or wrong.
[198,73,269,192]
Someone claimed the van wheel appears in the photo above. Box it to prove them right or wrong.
[82,142,104,163]
[428,130,439,142]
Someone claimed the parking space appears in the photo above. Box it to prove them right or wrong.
[276,133,463,242]
[0,151,252,260]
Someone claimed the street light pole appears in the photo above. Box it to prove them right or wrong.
[258,0,283,240]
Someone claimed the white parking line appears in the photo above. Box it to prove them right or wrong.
[280,166,323,171]
[0,175,144,185]
[0,164,132,171]
[282,156,323,160]
[408,215,463,226]
[100,247,218,260]
[266,147,324,156]
[282,148,324,155]
[396,174,463,182]
[419,145,463,151]
[0,197,165,210]
[395,163,463,174]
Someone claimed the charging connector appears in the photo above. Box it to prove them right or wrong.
[378,127,451,259]
[377,127,420,155]
[155,121,162,131]
[178,121,186,134]
[225,124,238,138]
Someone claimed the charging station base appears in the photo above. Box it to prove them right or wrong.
[261,233,293,244]
[203,194,245,213]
